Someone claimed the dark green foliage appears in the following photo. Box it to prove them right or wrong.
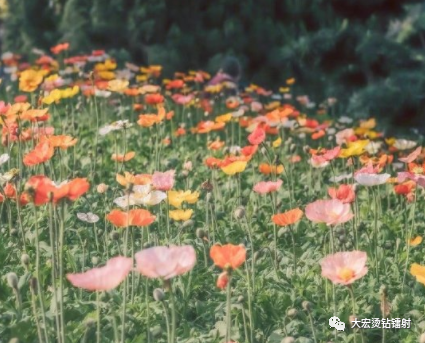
[3,0,425,127]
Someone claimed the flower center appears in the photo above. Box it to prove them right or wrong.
[338,267,355,282]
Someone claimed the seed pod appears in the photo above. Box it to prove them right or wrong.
[6,272,18,289]
[21,254,30,266]
[153,288,165,302]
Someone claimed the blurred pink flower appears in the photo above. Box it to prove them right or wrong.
[135,245,196,279]
[322,146,341,161]
[248,126,266,145]
[335,128,356,146]
[172,93,194,105]
[399,146,422,163]
[253,179,283,194]
[305,199,354,226]
[152,170,175,191]
[398,172,425,188]
[320,251,368,285]
[328,184,356,203]
[66,256,133,291]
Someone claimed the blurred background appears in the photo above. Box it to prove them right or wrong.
[1,0,425,128]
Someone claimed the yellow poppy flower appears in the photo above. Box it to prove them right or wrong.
[108,79,129,92]
[339,140,370,158]
[167,190,199,208]
[221,161,247,176]
[273,137,282,148]
[279,87,290,93]
[169,209,193,221]
[19,69,44,92]
[409,236,422,247]
[410,263,425,285]
[215,113,232,123]
[359,118,376,129]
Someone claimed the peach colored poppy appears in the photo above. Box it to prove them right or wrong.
[328,184,355,203]
[106,209,156,227]
[135,245,196,279]
[272,208,303,226]
[253,180,283,194]
[320,251,368,285]
[305,199,353,226]
[66,256,132,291]
[111,151,135,162]
[210,244,246,270]
[152,170,175,191]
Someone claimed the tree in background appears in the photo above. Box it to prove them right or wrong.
[2,0,425,128]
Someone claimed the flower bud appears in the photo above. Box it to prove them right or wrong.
[153,288,165,302]
[30,277,38,294]
[237,295,244,303]
[201,180,213,192]
[21,254,30,266]
[234,206,245,220]
[181,220,194,229]
[85,318,96,328]
[217,272,229,289]
[302,301,312,311]
[287,308,298,318]
[6,272,18,289]
[280,337,295,343]
[196,228,206,240]
[91,256,99,265]
[8,339,19,343]
[97,183,109,194]
[110,231,120,241]
[419,333,425,343]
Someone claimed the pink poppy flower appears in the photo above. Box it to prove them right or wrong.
[253,179,283,194]
[354,161,380,176]
[328,184,356,203]
[322,146,341,161]
[305,199,354,226]
[398,172,425,188]
[310,155,329,168]
[172,93,194,105]
[354,173,390,186]
[66,256,133,291]
[399,146,422,163]
[135,245,196,279]
[248,126,265,145]
[335,128,356,146]
[320,251,368,285]
[152,170,175,191]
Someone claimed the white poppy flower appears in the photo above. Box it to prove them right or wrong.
[354,173,391,186]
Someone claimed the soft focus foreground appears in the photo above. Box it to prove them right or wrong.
[1,48,425,343]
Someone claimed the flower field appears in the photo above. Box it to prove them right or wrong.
[1,46,425,343]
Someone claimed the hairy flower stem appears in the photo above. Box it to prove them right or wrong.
[225,273,233,343]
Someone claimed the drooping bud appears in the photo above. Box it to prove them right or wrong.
[216,272,229,290]
[153,288,165,302]
[302,301,312,311]
[21,254,30,266]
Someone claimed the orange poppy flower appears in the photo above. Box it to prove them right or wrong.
[20,108,50,122]
[111,151,135,162]
[47,135,78,149]
[259,163,284,175]
[145,93,164,105]
[106,209,156,227]
[174,127,186,137]
[312,130,326,140]
[204,157,223,169]
[51,43,70,55]
[208,139,225,151]
[23,140,54,166]
[210,244,247,270]
[165,79,185,90]
[272,208,303,226]
[241,145,258,157]
[66,178,90,201]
